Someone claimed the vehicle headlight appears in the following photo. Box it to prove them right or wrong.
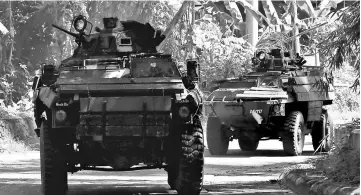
[178,106,190,118]
[259,53,265,60]
[73,15,87,32]
[55,110,67,122]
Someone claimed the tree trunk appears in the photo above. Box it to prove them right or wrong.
[0,37,3,74]
[0,21,9,74]
[157,1,191,51]
[185,2,195,60]
[8,1,14,70]
[246,0,259,48]
[292,0,300,54]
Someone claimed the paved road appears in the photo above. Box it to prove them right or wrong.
[0,136,318,195]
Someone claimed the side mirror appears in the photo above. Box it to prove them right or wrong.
[186,60,200,83]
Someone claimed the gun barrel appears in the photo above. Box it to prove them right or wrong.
[52,24,78,38]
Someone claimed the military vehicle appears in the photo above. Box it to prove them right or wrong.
[204,49,334,156]
[32,15,204,195]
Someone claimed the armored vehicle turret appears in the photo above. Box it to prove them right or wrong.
[204,49,334,156]
[32,15,204,195]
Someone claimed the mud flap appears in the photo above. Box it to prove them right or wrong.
[39,87,58,108]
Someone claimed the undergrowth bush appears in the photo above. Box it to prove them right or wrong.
[333,88,359,112]
[315,121,360,186]
[329,64,360,121]
[0,91,35,153]
[329,87,360,121]
[0,130,30,153]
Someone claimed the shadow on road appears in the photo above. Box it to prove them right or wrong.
[0,159,292,195]
[68,184,173,195]
[204,181,291,195]
[0,181,290,195]
[205,149,315,158]
[0,159,40,173]
[0,150,298,195]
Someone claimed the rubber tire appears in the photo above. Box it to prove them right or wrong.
[40,112,68,195]
[167,124,179,190]
[238,135,259,151]
[175,116,204,195]
[311,109,334,152]
[167,169,177,190]
[282,111,306,156]
[167,154,177,190]
[206,117,229,155]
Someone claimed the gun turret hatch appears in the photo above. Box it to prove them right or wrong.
[53,15,168,58]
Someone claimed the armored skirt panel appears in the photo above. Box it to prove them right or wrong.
[76,96,171,138]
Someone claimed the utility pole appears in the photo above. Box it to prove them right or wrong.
[246,0,259,48]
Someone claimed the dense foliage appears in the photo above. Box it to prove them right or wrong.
[0,1,178,105]
[0,0,359,105]
[0,1,256,105]
[319,1,360,90]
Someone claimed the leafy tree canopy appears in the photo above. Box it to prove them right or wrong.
[0,0,358,105]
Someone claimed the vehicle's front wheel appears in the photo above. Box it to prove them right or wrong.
[311,109,334,152]
[166,125,179,190]
[40,111,68,195]
[282,111,306,156]
[175,116,204,195]
[206,116,229,155]
[167,160,177,190]
[238,133,259,151]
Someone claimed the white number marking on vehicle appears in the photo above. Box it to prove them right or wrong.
[250,109,262,114]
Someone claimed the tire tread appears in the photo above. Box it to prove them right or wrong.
[282,111,305,156]
[40,113,68,195]
[176,117,204,195]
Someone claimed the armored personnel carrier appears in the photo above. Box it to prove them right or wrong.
[32,15,204,195]
[205,49,334,156]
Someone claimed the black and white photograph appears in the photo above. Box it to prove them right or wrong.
[0,0,359,194]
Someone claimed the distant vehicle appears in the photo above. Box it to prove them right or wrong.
[32,15,204,195]
[204,49,334,156]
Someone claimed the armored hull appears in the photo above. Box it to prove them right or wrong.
[205,69,335,156]
[32,16,204,195]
